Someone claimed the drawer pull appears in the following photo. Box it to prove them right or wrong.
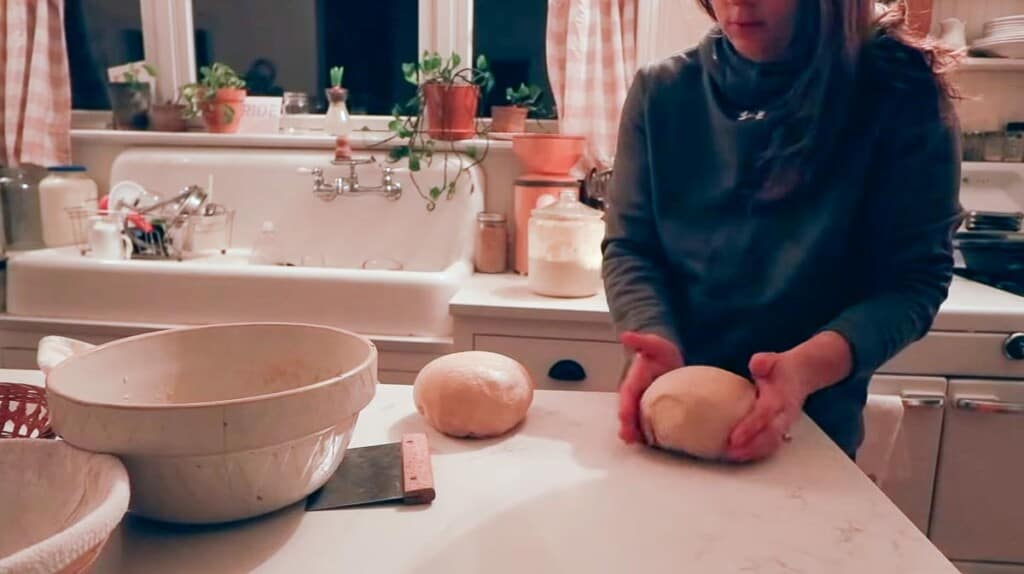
[899,394,945,409]
[956,398,1024,414]
[548,360,586,382]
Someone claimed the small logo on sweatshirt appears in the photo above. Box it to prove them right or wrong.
[738,110,767,121]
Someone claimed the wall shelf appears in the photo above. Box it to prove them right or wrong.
[958,57,1024,72]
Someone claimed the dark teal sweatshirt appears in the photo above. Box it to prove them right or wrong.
[602,32,962,455]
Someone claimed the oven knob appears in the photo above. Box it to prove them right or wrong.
[1004,333,1024,360]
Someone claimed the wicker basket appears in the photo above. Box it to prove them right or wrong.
[0,382,55,439]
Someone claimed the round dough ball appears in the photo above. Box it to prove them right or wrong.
[413,351,534,438]
[639,366,756,460]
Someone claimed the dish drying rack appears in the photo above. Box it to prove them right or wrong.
[68,184,232,260]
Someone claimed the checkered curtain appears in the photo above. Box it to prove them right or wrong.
[1,0,72,167]
[546,0,637,172]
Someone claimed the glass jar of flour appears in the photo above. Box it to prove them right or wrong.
[527,190,604,298]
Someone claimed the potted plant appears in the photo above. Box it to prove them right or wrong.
[402,51,494,141]
[181,62,248,133]
[324,65,350,135]
[491,83,542,134]
[149,89,188,132]
[378,52,494,210]
[108,62,155,130]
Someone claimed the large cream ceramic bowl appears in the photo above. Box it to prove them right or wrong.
[43,323,377,524]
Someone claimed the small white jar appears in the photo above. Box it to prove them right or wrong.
[39,166,99,247]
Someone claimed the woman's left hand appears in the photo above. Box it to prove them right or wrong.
[724,351,813,462]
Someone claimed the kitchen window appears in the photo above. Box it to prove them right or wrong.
[66,0,144,110]
[69,0,658,119]
[192,0,418,115]
[473,0,555,118]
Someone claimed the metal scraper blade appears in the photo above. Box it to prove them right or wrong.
[306,442,404,510]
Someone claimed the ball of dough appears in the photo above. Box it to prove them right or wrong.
[639,366,756,460]
[413,351,534,438]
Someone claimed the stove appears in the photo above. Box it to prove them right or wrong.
[954,267,1024,298]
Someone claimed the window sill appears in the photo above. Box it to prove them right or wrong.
[70,128,513,153]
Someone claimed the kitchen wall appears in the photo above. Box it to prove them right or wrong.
[936,0,1024,131]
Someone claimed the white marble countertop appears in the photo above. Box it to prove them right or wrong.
[452,272,1024,332]
[93,384,955,574]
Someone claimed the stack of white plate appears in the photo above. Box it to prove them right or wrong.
[973,15,1024,58]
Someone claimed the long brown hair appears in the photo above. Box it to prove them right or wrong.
[694,0,960,198]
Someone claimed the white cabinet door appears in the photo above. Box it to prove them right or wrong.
[931,379,1024,564]
[866,375,947,536]
[474,335,624,392]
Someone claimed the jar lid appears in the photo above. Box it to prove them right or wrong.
[477,212,506,223]
[531,189,602,221]
[47,165,87,172]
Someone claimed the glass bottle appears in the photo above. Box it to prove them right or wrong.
[474,212,508,273]
[324,87,351,136]
[279,91,310,133]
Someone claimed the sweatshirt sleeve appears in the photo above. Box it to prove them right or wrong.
[602,69,683,351]
[822,94,963,380]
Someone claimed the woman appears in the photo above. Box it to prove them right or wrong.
[603,0,962,461]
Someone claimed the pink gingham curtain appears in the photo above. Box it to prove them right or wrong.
[1,0,71,167]
[546,0,637,171]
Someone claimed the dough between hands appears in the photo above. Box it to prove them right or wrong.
[639,366,756,460]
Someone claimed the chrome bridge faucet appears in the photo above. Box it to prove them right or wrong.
[301,156,402,202]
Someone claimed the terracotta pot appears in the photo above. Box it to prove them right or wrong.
[149,104,188,132]
[491,105,528,133]
[108,83,151,130]
[423,83,479,141]
[511,133,587,175]
[201,88,246,134]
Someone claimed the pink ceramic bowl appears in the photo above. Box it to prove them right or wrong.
[512,134,586,175]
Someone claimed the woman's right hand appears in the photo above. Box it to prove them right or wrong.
[618,331,684,443]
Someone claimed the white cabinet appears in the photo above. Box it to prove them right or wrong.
[866,375,947,535]
[475,334,625,392]
[931,379,1024,564]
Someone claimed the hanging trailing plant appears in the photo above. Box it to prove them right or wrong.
[376,51,494,211]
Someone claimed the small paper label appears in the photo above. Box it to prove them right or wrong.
[238,96,283,133]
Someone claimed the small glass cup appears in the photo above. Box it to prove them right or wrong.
[279,92,310,133]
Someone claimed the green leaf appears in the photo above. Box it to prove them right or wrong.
[429,186,442,200]
[446,182,457,198]
[450,52,461,69]
[142,63,157,77]
[401,62,418,85]
[409,155,422,172]
[397,127,413,139]
[464,146,478,160]
[330,66,344,88]
[476,54,488,70]
[388,147,410,162]
[388,119,403,132]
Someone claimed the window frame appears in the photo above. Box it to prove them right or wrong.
[73,1,659,120]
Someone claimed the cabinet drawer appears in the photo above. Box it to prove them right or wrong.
[474,335,624,392]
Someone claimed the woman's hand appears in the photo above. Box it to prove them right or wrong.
[618,332,684,444]
[726,331,854,462]
[724,352,811,462]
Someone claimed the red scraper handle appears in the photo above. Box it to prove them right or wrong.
[401,433,435,504]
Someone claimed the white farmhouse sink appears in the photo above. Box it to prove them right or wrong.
[7,148,484,338]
